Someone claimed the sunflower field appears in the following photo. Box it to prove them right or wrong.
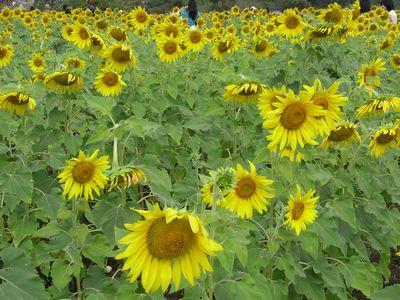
[1,2,400,300]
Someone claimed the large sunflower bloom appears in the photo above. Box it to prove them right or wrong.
[284,186,318,236]
[70,23,92,49]
[115,204,223,293]
[94,69,126,96]
[277,9,306,39]
[357,58,386,90]
[211,34,240,61]
[368,125,399,158]
[185,29,206,52]
[0,92,36,115]
[103,44,136,72]
[0,44,14,68]
[129,6,150,29]
[263,89,326,151]
[223,82,266,103]
[221,162,274,219]
[44,71,83,93]
[156,36,183,63]
[28,53,45,72]
[58,150,110,200]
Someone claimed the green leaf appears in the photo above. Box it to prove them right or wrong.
[87,96,116,117]
[51,259,73,291]
[371,285,400,300]
[82,234,113,266]
[165,124,183,144]
[330,197,357,230]
[143,166,172,198]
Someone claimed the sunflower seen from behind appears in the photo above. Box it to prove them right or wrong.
[221,162,274,219]
[58,149,110,200]
[0,92,36,115]
[94,69,126,96]
[115,204,223,293]
[284,185,318,236]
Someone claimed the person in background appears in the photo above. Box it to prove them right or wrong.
[87,0,95,13]
[63,4,71,14]
[360,0,371,13]
[381,0,397,23]
[180,0,200,28]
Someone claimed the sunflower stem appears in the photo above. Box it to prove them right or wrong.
[112,136,119,170]
[71,199,83,300]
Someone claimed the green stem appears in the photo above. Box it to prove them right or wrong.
[71,199,83,300]
[112,136,119,170]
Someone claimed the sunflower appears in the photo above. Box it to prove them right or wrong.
[201,182,216,207]
[185,29,205,52]
[304,24,335,42]
[106,166,146,192]
[129,6,150,29]
[357,58,386,90]
[94,69,126,96]
[369,125,399,158]
[64,58,85,70]
[58,150,110,200]
[320,121,361,149]
[250,38,278,58]
[319,3,344,25]
[211,34,240,61]
[90,33,106,52]
[277,9,306,39]
[221,162,274,219]
[258,86,288,118]
[223,82,266,103]
[61,24,74,41]
[44,71,83,93]
[28,53,45,72]
[70,23,91,49]
[301,79,347,134]
[280,146,304,163]
[0,92,36,115]
[356,97,400,118]
[0,44,14,68]
[103,44,136,72]
[115,204,223,293]
[263,89,326,151]
[284,186,318,236]
[156,36,182,63]
[390,54,400,70]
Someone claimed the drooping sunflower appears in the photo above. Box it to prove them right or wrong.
[103,44,136,72]
[0,92,36,115]
[58,149,110,200]
[320,121,361,149]
[301,79,347,134]
[284,185,319,236]
[106,166,146,192]
[263,89,326,151]
[356,97,400,118]
[94,69,126,96]
[0,44,14,68]
[70,23,92,49]
[357,57,386,89]
[223,82,266,103]
[390,54,400,70]
[64,58,85,70]
[185,29,205,52]
[115,204,223,293]
[277,9,306,39]
[211,34,240,61]
[221,162,275,219]
[156,36,182,63]
[28,53,45,72]
[368,125,399,158]
[44,71,83,93]
[258,85,287,118]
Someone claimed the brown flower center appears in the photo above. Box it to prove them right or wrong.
[328,126,355,142]
[164,25,179,38]
[281,103,306,130]
[392,56,400,66]
[0,48,7,59]
[79,28,89,40]
[325,9,342,23]
[255,40,268,52]
[286,16,299,29]
[6,94,29,105]
[190,31,201,43]
[53,73,78,86]
[218,41,229,53]
[34,58,43,67]
[164,41,177,54]
[72,162,94,183]
[235,176,256,199]
[102,72,119,87]
[376,133,395,145]
[112,47,130,62]
[364,68,376,77]
[111,28,126,41]
[312,94,329,110]
[238,85,259,96]
[136,12,147,23]
[291,202,305,220]
[147,218,196,259]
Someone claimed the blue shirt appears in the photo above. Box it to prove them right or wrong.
[181,9,200,27]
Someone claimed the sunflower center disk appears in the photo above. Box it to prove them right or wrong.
[281,103,306,130]
[164,41,177,54]
[312,94,329,110]
[147,218,196,259]
[393,57,400,65]
[0,49,6,59]
[165,26,178,38]
[103,72,119,87]
[255,41,268,52]
[79,28,89,40]
[291,202,305,220]
[34,59,43,67]
[328,127,354,142]
[136,13,147,23]
[376,133,395,145]
[112,48,130,62]
[236,177,256,199]
[218,42,229,53]
[190,32,201,43]
[72,162,95,183]
[365,69,376,77]
[7,94,29,105]
[286,16,299,29]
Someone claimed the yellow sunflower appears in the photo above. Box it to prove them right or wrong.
[0,92,36,115]
[0,44,14,68]
[263,89,326,151]
[320,121,361,149]
[156,36,182,63]
[319,3,345,25]
[28,53,45,72]
[70,23,92,49]
[356,97,400,118]
[44,71,83,93]
[301,79,347,134]
[284,185,318,236]
[258,85,288,118]
[106,166,146,192]
[223,82,266,103]
[211,34,240,61]
[221,162,275,219]
[277,9,306,39]
[58,149,110,200]
[201,182,216,207]
[185,29,205,52]
[94,69,126,96]
[357,57,386,90]
[368,125,399,158]
[129,6,150,29]
[250,38,278,58]
[64,58,85,70]
[115,204,223,293]
[390,54,400,70]
[103,44,136,72]
[61,24,74,41]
